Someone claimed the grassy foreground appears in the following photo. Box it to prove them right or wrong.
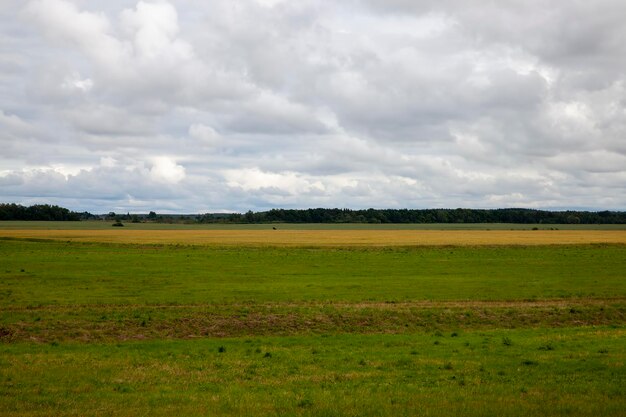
[0,236,625,416]
[2,328,624,417]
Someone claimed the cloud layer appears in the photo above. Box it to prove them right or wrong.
[1,0,625,212]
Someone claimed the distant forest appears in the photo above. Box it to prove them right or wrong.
[0,204,90,221]
[1,204,625,224]
[201,208,626,224]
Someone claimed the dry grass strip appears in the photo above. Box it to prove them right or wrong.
[2,229,626,246]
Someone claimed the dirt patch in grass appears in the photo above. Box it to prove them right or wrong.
[2,299,624,343]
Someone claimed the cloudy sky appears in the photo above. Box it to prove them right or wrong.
[1,0,625,213]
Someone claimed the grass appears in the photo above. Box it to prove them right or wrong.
[0,234,624,415]
[1,240,625,307]
[1,328,624,416]
[2,300,623,343]
[1,220,626,230]
[2,229,626,246]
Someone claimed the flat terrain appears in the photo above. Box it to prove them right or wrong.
[2,240,625,307]
[2,228,626,246]
[2,328,623,417]
[1,220,626,230]
[0,226,624,416]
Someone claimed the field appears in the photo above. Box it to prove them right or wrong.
[1,223,625,416]
[1,220,626,230]
[2,228,626,246]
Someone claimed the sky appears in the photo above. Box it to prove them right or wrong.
[1,0,625,213]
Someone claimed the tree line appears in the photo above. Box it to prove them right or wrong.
[198,208,626,224]
[0,204,90,221]
[2,204,625,224]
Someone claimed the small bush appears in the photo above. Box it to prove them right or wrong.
[297,399,313,408]
[538,343,554,351]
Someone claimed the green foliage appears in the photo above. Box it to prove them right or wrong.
[0,328,624,416]
[198,208,626,224]
[0,203,86,221]
[2,203,626,224]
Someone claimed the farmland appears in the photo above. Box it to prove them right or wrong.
[1,220,626,230]
[2,227,626,246]
[0,224,625,416]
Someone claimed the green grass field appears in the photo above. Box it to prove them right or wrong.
[1,220,625,230]
[1,235,625,416]
[2,240,625,306]
[2,328,624,416]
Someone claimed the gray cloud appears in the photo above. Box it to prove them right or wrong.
[0,0,625,212]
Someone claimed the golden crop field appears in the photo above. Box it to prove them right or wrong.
[2,229,626,246]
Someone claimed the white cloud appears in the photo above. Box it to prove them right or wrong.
[0,1,625,212]
[189,123,220,145]
[100,156,117,168]
[24,0,126,71]
[223,168,310,194]
[150,156,186,183]
[61,73,93,93]
[119,1,191,61]
[0,110,33,134]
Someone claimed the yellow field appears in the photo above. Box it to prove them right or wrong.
[2,229,626,246]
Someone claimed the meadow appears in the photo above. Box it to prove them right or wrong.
[2,228,626,246]
[0,224,624,416]
[1,220,626,230]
